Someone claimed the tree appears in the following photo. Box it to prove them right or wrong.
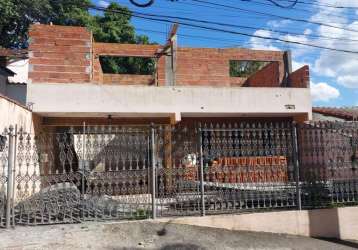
[229,60,268,78]
[0,0,91,48]
[91,3,156,75]
[0,1,154,74]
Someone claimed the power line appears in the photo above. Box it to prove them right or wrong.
[271,0,358,10]
[128,0,298,8]
[132,7,358,43]
[88,4,358,54]
[108,3,358,44]
[136,27,285,47]
[265,0,298,8]
[108,0,358,44]
[190,0,358,33]
[248,0,357,22]
[177,0,357,25]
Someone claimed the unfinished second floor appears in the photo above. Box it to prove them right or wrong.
[26,24,312,121]
[28,24,309,88]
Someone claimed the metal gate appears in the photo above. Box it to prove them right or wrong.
[0,129,9,227]
[4,125,155,226]
[298,121,358,208]
[0,121,357,228]
[199,122,300,214]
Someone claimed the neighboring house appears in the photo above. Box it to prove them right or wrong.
[313,107,358,121]
[25,24,312,134]
[0,48,28,105]
[0,94,33,134]
[0,65,16,93]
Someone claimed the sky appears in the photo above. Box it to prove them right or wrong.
[93,0,358,107]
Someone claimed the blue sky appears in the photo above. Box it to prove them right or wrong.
[93,0,358,107]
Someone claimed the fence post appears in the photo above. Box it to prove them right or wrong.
[6,126,15,228]
[81,122,86,220]
[292,122,302,210]
[151,125,157,219]
[198,127,205,216]
[11,125,17,227]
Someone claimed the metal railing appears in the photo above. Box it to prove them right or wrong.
[0,120,357,228]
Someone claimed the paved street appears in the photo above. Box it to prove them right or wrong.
[0,221,357,250]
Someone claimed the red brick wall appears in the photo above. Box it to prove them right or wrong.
[288,65,310,88]
[29,24,92,83]
[94,43,161,57]
[244,62,280,87]
[173,48,285,86]
[103,74,154,85]
[28,24,293,87]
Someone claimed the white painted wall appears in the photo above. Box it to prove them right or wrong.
[0,95,32,133]
[27,83,312,120]
[159,206,358,241]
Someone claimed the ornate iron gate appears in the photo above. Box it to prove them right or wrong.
[0,121,357,228]
[200,122,300,214]
[155,124,202,217]
[12,125,154,226]
[0,130,9,227]
[298,121,358,208]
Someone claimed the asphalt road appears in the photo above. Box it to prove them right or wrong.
[0,221,357,250]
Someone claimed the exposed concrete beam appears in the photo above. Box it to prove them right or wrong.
[94,43,161,58]
[28,83,313,120]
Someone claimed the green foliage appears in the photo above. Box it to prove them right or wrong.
[93,3,156,75]
[0,1,154,74]
[100,56,155,75]
[0,0,91,48]
[229,60,268,78]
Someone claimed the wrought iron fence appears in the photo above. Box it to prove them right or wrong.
[0,129,9,228]
[298,121,358,208]
[155,124,202,217]
[200,122,300,214]
[0,120,357,228]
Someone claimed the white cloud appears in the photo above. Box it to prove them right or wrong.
[313,21,358,88]
[305,1,358,89]
[98,0,110,8]
[311,82,340,102]
[249,30,280,51]
[292,60,305,71]
[267,20,292,28]
[250,1,358,93]
[303,29,312,35]
[292,60,312,71]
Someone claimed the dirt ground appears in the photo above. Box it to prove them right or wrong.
[0,221,357,250]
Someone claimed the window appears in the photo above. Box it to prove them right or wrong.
[100,56,155,75]
[229,60,270,77]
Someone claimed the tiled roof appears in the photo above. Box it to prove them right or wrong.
[0,66,15,76]
[0,93,30,111]
[313,107,358,121]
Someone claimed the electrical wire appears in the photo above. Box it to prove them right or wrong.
[87,3,358,54]
[129,0,298,8]
[190,0,358,33]
[128,8,358,44]
[266,0,297,8]
[270,0,358,10]
[246,0,357,22]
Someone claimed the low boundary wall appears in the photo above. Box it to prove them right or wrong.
[159,206,358,241]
